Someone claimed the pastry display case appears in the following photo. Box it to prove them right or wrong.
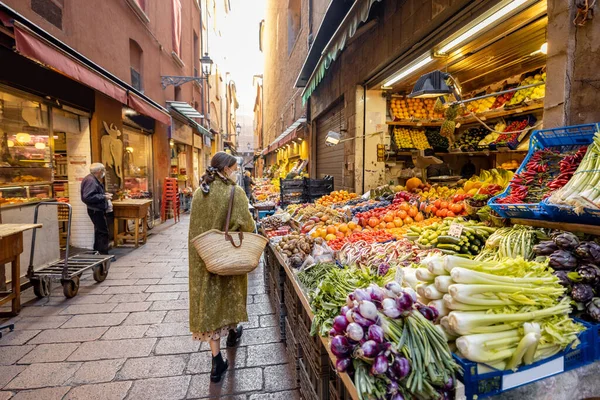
[0,182,53,208]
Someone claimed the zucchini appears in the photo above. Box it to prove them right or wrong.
[410,226,422,233]
[437,243,461,252]
[438,249,456,255]
[437,235,461,245]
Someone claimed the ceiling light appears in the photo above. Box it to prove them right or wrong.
[16,133,31,143]
[383,55,433,87]
[35,142,46,150]
[126,146,134,153]
[408,71,454,98]
[325,131,341,146]
[540,42,548,54]
[7,140,14,148]
[437,0,528,54]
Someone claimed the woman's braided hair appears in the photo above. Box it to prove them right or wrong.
[200,151,237,193]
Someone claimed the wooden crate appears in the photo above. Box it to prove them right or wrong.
[299,358,329,400]
[284,276,300,329]
[285,316,301,386]
[297,308,331,377]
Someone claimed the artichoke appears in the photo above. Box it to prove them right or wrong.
[553,232,580,251]
[575,241,600,263]
[533,241,559,256]
[554,270,572,290]
[586,297,600,322]
[573,264,600,286]
[549,250,578,270]
[571,283,595,303]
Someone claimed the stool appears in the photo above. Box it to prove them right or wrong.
[114,216,148,248]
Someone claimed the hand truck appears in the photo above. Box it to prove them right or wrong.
[26,202,114,298]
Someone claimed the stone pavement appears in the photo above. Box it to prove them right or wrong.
[0,215,299,400]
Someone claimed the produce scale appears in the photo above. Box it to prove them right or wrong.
[255,123,600,400]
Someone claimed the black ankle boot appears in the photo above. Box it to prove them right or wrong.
[210,352,228,383]
[226,326,243,347]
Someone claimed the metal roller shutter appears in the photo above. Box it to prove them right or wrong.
[316,101,344,190]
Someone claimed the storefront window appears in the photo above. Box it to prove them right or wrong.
[0,86,53,207]
[122,128,152,196]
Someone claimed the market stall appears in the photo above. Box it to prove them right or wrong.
[256,121,600,399]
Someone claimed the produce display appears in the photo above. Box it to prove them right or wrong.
[392,128,430,150]
[506,73,546,106]
[497,147,586,204]
[389,97,443,120]
[316,190,359,206]
[329,285,459,400]
[425,129,450,150]
[257,132,600,400]
[494,118,532,148]
[452,127,487,152]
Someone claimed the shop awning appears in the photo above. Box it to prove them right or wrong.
[295,0,353,88]
[267,117,307,152]
[301,0,382,104]
[14,25,127,104]
[128,92,171,125]
[167,101,212,138]
[2,4,170,126]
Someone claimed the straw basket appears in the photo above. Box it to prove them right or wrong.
[192,230,268,276]
[191,185,268,276]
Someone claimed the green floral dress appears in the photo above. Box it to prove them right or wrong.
[188,178,256,341]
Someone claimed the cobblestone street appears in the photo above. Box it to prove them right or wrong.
[0,216,298,400]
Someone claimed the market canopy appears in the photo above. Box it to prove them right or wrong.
[167,101,212,138]
[266,117,307,153]
[300,0,382,104]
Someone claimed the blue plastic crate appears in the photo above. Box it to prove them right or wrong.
[541,199,600,226]
[455,321,593,400]
[258,210,276,219]
[489,123,598,219]
[574,318,600,362]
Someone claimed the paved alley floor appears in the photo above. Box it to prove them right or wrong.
[0,215,298,400]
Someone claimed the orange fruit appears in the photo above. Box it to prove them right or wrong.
[383,214,394,223]
[399,203,409,211]
[326,226,337,235]
[386,222,395,229]
[414,212,424,222]
[403,216,414,225]
[368,217,380,228]
[325,234,337,241]
[348,221,357,230]
[338,223,349,233]
[408,206,418,218]
[393,218,403,227]
[397,210,408,220]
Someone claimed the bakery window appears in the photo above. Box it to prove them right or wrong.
[0,86,54,207]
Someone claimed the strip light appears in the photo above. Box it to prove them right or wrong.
[437,0,528,54]
[383,55,433,87]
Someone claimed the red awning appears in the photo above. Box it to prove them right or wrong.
[14,26,127,104]
[0,10,13,27]
[128,92,170,125]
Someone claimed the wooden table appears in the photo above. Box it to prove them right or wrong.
[0,224,42,316]
[112,200,153,248]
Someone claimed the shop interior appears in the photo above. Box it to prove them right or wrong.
[271,133,310,179]
[361,0,547,189]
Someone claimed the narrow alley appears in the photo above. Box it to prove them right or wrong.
[0,216,298,400]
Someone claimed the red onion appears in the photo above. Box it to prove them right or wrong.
[369,284,385,303]
[358,339,380,358]
[351,310,375,328]
[330,335,352,358]
[346,322,364,342]
[392,357,411,379]
[367,324,385,344]
[382,298,401,318]
[332,315,349,334]
[358,301,378,320]
[371,354,388,375]
[336,358,352,373]
[396,292,414,312]
[385,281,403,296]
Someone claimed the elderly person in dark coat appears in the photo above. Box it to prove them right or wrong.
[81,163,112,254]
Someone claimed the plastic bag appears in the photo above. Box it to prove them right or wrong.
[312,242,335,264]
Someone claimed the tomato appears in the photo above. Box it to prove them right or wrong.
[451,203,463,214]
[383,214,394,223]
[440,201,449,210]
[431,206,439,215]
[439,209,448,217]
[434,199,441,208]
[447,211,455,217]
[368,217,379,228]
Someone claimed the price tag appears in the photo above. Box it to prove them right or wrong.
[448,223,464,238]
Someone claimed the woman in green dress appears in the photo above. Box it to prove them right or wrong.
[188,152,255,383]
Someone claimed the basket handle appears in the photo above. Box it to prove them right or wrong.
[225,232,244,248]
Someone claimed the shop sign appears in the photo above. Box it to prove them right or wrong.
[171,119,193,145]
[193,133,203,149]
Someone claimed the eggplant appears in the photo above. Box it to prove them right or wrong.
[533,241,558,256]
[553,232,580,251]
[549,250,578,270]
[571,283,595,303]
[586,297,600,322]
